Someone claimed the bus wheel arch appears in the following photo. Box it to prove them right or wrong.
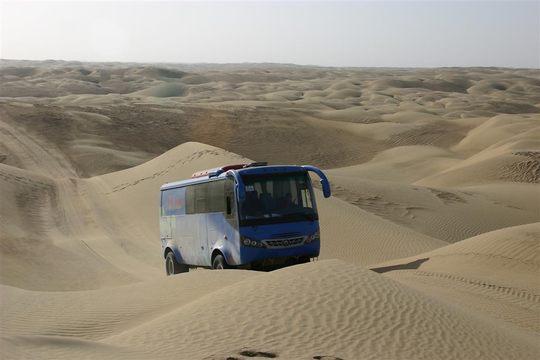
[164,247,174,259]
[211,250,229,270]
[165,248,188,275]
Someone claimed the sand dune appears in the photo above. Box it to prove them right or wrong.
[1,271,256,342]
[97,141,445,266]
[103,260,537,360]
[0,163,141,291]
[1,61,539,359]
[1,140,442,291]
[131,82,187,98]
[326,176,539,243]
[374,223,540,336]
[328,145,459,183]
[3,261,538,360]
[452,114,539,154]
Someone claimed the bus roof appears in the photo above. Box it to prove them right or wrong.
[160,165,308,191]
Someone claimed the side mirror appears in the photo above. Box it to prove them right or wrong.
[320,178,331,198]
[302,165,331,198]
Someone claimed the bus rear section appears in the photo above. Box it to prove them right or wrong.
[160,163,331,274]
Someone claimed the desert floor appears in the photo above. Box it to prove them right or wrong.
[0,60,539,360]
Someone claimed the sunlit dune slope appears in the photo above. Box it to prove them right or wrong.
[4,261,536,360]
[416,126,540,187]
[1,270,257,341]
[101,260,536,360]
[374,223,540,335]
[316,194,445,264]
[3,261,536,360]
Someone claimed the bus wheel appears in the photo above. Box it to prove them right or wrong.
[212,254,229,270]
[165,252,188,275]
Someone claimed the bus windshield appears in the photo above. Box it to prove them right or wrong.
[239,172,318,226]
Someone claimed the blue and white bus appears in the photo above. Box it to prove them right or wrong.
[159,162,331,274]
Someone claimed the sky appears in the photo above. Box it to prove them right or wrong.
[0,1,538,68]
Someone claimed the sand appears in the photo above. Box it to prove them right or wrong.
[0,60,539,359]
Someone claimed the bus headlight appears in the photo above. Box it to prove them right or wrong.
[241,236,265,248]
[305,230,320,244]
[242,237,252,246]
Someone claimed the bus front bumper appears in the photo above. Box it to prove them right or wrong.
[236,240,320,267]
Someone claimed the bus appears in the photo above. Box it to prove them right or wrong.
[159,162,331,274]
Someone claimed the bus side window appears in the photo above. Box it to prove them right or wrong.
[195,183,209,213]
[162,187,186,216]
[186,181,226,214]
[208,181,225,213]
[160,191,166,216]
[186,186,195,214]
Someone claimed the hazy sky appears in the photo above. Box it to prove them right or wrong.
[1,1,538,68]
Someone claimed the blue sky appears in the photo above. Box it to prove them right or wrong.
[1,1,538,67]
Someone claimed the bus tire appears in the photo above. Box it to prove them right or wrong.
[165,251,188,275]
[212,254,229,270]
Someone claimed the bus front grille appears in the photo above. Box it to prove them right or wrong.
[270,232,301,239]
[263,236,306,248]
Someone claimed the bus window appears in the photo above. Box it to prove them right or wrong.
[239,172,317,226]
[186,186,195,214]
[208,181,226,213]
[194,183,209,213]
[185,180,226,214]
[162,187,186,216]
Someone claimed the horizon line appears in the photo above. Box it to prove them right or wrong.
[1,58,539,71]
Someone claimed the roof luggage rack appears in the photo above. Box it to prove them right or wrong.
[191,162,268,178]
[242,162,268,168]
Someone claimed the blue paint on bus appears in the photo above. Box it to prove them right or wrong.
[159,163,331,272]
